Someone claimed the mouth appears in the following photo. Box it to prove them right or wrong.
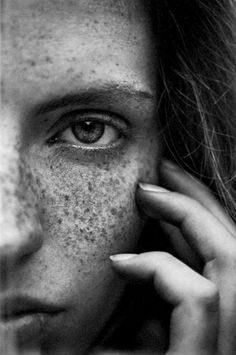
[1,295,63,321]
[0,295,65,346]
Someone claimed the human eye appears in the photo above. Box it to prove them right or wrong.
[48,110,127,149]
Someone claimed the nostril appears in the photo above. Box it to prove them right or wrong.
[20,227,44,260]
[0,242,22,262]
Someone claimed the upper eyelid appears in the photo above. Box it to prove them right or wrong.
[47,109,129,136]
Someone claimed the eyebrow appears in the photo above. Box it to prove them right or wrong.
[34,83,155,116]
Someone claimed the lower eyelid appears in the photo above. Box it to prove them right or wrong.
[46,137,128,163]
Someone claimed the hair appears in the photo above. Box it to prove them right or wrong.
[97,1,236,350]
[157,0,236,221]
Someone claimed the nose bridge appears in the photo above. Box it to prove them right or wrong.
[0,113,43,266]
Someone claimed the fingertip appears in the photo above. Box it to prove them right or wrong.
[136,183,170,215]
[138,183,169,194]
[109,254,138,262]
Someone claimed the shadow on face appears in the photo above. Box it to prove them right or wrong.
[0,0,162,353]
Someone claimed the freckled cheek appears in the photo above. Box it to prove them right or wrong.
[40,173,148,262]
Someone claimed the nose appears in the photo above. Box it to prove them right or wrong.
[0,117,43,277]
[0,212,43,266]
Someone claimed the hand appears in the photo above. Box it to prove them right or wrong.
[106,160,236,355]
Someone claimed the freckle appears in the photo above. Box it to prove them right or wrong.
[84,234,89,242]
[64,210,69,216]
[45,56,52,63]
[39,72,49,80]
[67,67,74,74]
[64,194,69,202]
[58,218,62,225]
[73,212,78,219]
[111,208,117,216]
[88,216,94,224]
[30,60,36,67]
[79,258,84,266]
[88,182,93,192]
[118,210,124,219]
[84,208,90,213]
[101,228,107,236]
[40,206,46,215]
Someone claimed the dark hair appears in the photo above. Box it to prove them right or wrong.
[94,3,236,352]
[158,0,236,220]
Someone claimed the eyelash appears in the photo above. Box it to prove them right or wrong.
[47,110,128,150]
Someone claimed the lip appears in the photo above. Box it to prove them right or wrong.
[0,295,65,346]
[1,295,63,320]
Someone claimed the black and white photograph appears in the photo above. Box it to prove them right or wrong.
[0,1,236,354]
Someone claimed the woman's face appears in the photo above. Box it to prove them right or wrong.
[0,0,161,353]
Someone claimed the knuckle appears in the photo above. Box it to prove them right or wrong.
[157,251,175,264]
[226,246,236,264]
[181,199,204,225]
[218,246,236,269]
[195,283,219,311]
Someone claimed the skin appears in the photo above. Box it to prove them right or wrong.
[0,1,161,354]
[110,162,236,355]
[2,1,236,355]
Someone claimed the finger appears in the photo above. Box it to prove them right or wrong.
[160,160,235,236]
[208,260,236,355]
[137,184,236,262]
[110,252,218,354]
[159,159,235,271]
[159,221,203,271]
[137,184,236,353]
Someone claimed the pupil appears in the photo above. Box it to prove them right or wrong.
[72,121,105,144]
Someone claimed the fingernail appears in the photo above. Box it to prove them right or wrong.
[110,254,138,262]
[138,183,169,193]
[162,160,179,170]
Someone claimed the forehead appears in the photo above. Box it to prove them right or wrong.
[3,0,151,25]
[2,0,154,68]
[2,0,157,109]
